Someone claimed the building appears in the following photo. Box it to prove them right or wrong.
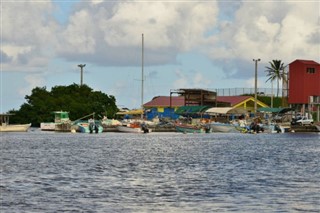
[143,96,184,120]
[288,59,320,115]
[143,95,269,120]
[170,88,217,106]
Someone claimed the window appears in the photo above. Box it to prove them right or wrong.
[306,67,315,74]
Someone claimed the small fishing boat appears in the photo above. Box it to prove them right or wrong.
[71,113,104,133]
[210,122,237,133]
[116,122,151,133]
[315,123,320,132]
[40,111,71,132]
[73,120,103,133]
[0,114,31,132]
[175,123,208,133]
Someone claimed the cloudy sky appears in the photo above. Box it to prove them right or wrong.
[1,0,319,112]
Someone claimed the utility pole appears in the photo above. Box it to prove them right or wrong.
[78,64,86,86]
[141,33,144,120]
[253,59,261,113]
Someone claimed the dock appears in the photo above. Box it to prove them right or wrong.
[291,125,319,132]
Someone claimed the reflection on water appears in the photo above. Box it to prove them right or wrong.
[1,131,319,212]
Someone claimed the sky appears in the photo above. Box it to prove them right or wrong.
[1,0,319,112]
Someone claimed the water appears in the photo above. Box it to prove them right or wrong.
[1,130,319,213]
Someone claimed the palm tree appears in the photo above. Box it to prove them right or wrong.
[265,60,285,97]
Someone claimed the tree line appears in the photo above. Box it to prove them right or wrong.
[8,84,118,126]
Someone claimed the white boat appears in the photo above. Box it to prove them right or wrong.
[116,125,144,133]
[262,123,285,133]
[116,122,151,133]
[315,124,320,132]
[0,114,31,132]
[210,122,237,133]
[40,111,71,131]
[206,107,248,133]
[175,123,207,133]
[40,122,56,131]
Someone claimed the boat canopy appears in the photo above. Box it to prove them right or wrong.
[205,107,247,115]
[175,106,211,115]
[0,114,14,125]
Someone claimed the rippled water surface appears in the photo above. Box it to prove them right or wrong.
[1,130,319,212]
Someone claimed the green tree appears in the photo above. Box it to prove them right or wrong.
[265,60,285,97]
[9,84,118,126]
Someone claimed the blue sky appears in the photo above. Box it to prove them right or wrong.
[1,0,319,112]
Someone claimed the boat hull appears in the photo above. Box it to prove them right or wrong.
[116,125,151,133]
[75,122,103,133]
[40,122,56,131]
[210,123,237,133]
[175,124,206,133]
[0,124,31,132]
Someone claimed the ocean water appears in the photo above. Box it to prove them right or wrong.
[1,130,319,213]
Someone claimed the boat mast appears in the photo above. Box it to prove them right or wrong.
[141,33,144,120]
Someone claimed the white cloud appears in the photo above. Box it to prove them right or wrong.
[2,1,58,72]
[19,74,46,96]
[173,69,212,89]
[57,9,97,54]
[193,72,212,87]
[90,0,104,5]
[245,77,266,89]
[201,0,320,83]
[172,69,189,89]
[54,1,219,66]
[208,1,320,64]
[2,0,318,74]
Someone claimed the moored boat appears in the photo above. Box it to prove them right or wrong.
[0,114,31,132]
[116,122,151,133]
[210,122,237,133]
[40,111,71,132]
[73,119,103,133]
[175,123,208,133]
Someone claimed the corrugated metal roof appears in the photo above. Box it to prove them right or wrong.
[258,107,293,113]
[175,106,211,115]
[143,96,185,107]
[290,59,320,65]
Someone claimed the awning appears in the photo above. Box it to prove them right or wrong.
[175,106,211,115]
[257,107,293,114]
[205,107,247,114]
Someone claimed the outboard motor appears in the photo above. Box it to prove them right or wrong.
[94,124,99,133]
[141,123,149,133]
[274,124,281,133]
[89,122,95,134]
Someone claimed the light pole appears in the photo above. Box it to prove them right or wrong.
[78,64,86,86]
[141,33,144,120]
[253,59,260,113]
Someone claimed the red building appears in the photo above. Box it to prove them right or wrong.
[288,59,320,105]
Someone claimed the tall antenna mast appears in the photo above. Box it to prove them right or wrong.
[141,33,144,120]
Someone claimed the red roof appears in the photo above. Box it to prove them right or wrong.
[290,59,320,65]
[143,96,185,107]
[216,96,252,106]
